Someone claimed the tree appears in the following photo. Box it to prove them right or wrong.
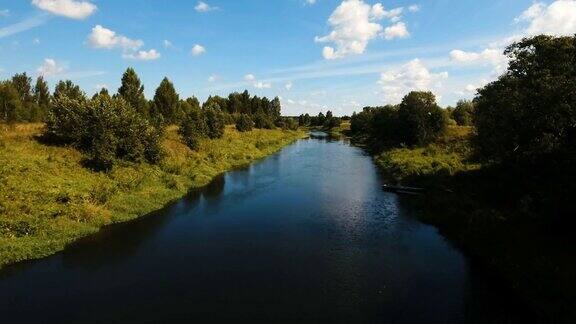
[11,73,33,105]
[0,81,23,123]
[298,113,311,126]
[270,97,281,117]
[179,106,207,150]
[253,113,274,129]
[398,91,447,146]
[204,108,225,139]
[235,114,254,132]
[475,35,576,163]
[153,77,180,124]
[118,68,149,118]
[33,76,50,121]
[54,80,86,102]
[452,100,474,126]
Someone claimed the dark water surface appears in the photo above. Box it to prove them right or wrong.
[0,134,528,323]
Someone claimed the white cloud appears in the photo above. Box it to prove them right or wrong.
[408,5,420,13]
[378,59,448,104]
[450,48,508,74]
[384,22,409,40]
[195,1,218,12]
[95,84,107,90]
[315,0,411,59]
[254,81,272,89]
[163,40,173,48]
[285,81,293,90]
[88,25,143,51]
[305,0,317,5]
[122,49,161,61]
[37,58,65,77]
[0,9,10,17]
[516,0,576,36]
[191,44,205,56]
[33,38,41,44]
[208,74,219,82]
[244,74,256,81]
[32,0,97,20]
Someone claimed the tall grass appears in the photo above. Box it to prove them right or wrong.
[0,123,305,268]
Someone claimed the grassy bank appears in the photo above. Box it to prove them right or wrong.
[374,126,576,321]
[0,123,305,268]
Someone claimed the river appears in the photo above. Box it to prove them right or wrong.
[0,133,528,323]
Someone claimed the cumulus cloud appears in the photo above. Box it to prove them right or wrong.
[37,58,65,77]
[384,22,409,40]
[32,0,97,19]
[195,1,219,12]
[378,59,448,104]
[88,25,143,51]
[191,44,206,56]
[515,0,576,36]
[122,49,161,61]
[244,74,256,81]
[254,81,272,89]
[315,0,411,59]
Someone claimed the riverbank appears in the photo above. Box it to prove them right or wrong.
[373,126,576,321]
[0,123,305,268]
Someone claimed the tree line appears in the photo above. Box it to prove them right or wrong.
[297,110,342,129]
[351,34,576,225]
[1,68,297,170]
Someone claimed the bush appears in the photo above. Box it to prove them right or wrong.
[44,94,164,170]
[179,108,207,150]
[204,108,225,139]
[253,113,275,129]
[235,114,254,132]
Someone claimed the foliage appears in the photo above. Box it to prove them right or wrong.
[397,91,447,146]
[474,35,576,164]
[179,107,207,150]
[298,113,311,126]
[44,94,164,170]
[153,77,180,124]
[0,81,24,123]
[118,67,149,118]
[204,107,225,139]
[253,113,275,129]
[235,114,254,132]
[452,100,474,126]
[54,80,86,102]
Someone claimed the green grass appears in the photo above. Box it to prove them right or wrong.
[0,123,305,268]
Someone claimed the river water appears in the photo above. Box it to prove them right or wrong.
[0,133,527,322]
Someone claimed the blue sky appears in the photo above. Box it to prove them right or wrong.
[1,0,576,116]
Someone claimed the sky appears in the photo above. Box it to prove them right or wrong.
[1,0,576,116]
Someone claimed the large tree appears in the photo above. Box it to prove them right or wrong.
[152,77,180,124]
[0,81,24,123]
[475,35,576,163]
[397,91,446,146]
[32,76,51,122]
[118,68,149,118]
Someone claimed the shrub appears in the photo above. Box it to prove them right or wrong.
[253,113,275,129]
[235,114,254,132]
[179,108,207,150]
[204,108,225,139]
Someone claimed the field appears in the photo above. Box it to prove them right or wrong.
[0,123,305,268]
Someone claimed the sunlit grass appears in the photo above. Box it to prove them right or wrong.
[0,123,305,268]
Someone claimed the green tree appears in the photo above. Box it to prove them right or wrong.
[32,76,51,121]
[0,81,24,123]
[452,100,474,126]
[152,77,180,124]
[54,80,86,102]
[204,108,225,139]
[179,106,207,150]
[118,67,149,118]
[475,35,576,163]
[235,114,254,132]
[398,91,447,146]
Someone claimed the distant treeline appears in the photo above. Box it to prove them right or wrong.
[351,34,576,225]
[297,110,343,129]
[1,68,299,170]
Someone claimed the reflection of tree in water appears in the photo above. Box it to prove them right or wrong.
[202,174,225,200]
